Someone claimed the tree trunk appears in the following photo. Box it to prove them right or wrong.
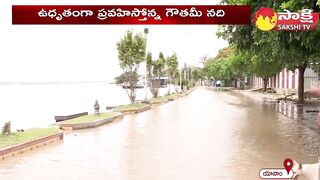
[129,96,135,103]
[298,63,307,104]
[129,88,135,103]
[129,77,136,103]
[152,86,159,97]
[167,78,171,95]
[263,78,269,92]
[150,79,159,98]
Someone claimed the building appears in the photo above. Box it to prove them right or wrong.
[252,66,319,92]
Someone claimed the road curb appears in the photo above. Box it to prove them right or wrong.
[0,132,63,160]
[114,105,151,114]
[58,113,124,130]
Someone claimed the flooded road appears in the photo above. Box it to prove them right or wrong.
[0,87,319,180]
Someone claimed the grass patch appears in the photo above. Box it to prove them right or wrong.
[163,94,180,100]
[113,103,149,111]
[0,127,59,149]
[150,93,180,103]
[150,97,166,103]
[62,112,118,124]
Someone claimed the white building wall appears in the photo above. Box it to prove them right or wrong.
[279,71,283,89]
[252,67,318,91]
[295,69,299,90]
[289,70,292,89]
[284,70,287,89]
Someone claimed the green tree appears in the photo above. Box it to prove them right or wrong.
[203,47,242,86]
[218,0,320,103]
[273,0,319,102]
[191,67,204,81]
[114,72,140,86]
[191,67,205,86]
[173,70,181,92]
[249,55,282,91]
[166,53,179,94]
[225,51,252,88]
[147,52,166,97]
[204,56,235,83]
[116,30,146,103]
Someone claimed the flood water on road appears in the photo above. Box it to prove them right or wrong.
[0,87,319,180]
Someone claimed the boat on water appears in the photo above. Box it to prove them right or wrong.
[54,112,88,122]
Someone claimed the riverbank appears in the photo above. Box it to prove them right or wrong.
[57,112,123,130]
[0,127,59,149]
[113,103,151,114]
[231,88,320,133]
[150,93,181,105]
[0,127,63,159]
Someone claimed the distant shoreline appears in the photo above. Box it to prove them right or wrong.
[0,81,114,85]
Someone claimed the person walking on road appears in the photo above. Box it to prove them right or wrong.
[216,80,221,91]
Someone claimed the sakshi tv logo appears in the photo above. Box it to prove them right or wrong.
[254,7,319,31]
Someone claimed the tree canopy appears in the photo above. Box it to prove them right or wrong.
[147,52,166,97]
[216,0,320,102]
[117,30,146,71]
[166,53,179,94]
[116,30,146,103]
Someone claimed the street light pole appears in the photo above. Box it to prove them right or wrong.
[144,59,148,100]
[144,28,149,100]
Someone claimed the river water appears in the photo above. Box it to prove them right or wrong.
[0,82,174,130]
[0,87,319,179]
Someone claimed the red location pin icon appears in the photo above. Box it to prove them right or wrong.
[283,158,293,174]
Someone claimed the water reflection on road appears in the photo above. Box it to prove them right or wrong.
[0,87,319,180]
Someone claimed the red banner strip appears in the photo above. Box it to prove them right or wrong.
[12,5,251,25]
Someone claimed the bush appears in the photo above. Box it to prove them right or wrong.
[1,121,11,135]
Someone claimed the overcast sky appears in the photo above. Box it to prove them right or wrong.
[0,0,228,82]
